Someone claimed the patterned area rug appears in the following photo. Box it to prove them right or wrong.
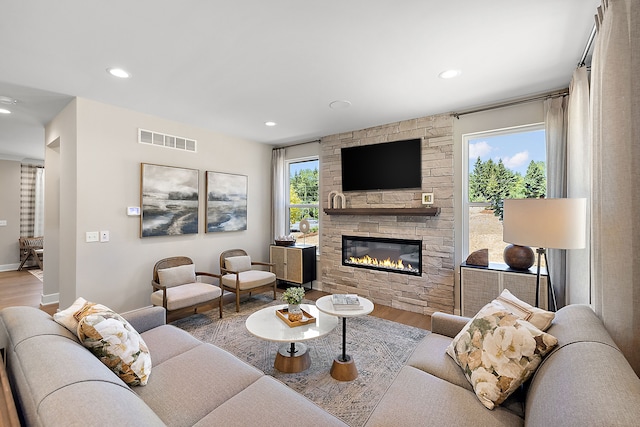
[27,269,43,282]
[171,294,429,427]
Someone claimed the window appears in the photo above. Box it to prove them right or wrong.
[287,157,319,247]
[463,124,546,264]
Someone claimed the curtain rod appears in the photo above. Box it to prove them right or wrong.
[272,139,321,150]
[578,24,598,67]
[451,89,569,119]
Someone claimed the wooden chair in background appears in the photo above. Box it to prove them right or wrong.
[18,236,43,270]
[151,256,223,319]
[219,249,276,312]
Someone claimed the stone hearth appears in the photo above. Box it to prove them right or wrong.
[320,114,454,315]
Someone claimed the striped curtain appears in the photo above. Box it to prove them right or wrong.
[20,164,44,237]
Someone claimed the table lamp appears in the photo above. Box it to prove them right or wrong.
[502,198,586,310]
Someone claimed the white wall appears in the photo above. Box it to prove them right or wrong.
[0,160,21,269]
[45,98,273,312]
[452,101,545,314]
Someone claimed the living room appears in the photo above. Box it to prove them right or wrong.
[0,1,639,425]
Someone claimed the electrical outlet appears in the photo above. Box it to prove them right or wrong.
[86,231,99,242]
[100,231,110,242]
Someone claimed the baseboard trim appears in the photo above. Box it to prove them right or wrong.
[0,264,20,272]
[41,293,59,306]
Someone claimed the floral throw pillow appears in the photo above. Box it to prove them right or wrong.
[75,302,152,386]
[446,301,558,409]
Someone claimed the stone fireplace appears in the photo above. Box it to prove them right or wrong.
[320,114,455,315]
[342,235,422,276]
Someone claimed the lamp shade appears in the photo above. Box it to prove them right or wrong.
[503,198,586,249]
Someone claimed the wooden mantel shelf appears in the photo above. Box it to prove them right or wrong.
[323,207,440,216]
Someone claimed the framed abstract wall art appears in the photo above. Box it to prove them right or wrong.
[206,171,247,232]
[140,163,199,237]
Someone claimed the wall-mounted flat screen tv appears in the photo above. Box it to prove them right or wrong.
[341,138,422,191]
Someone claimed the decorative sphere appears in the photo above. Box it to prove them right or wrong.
[503,244,535,270]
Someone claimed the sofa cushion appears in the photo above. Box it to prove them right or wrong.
[150,282,222,310]
[135,343,264,426]
[76,303,152,386]
[365,366,524,427]
[408,331,526,418]
[196,376,349,426]
[225,255,252,272]
[525,341,640,426]
[158,263,196,287]
[494,289,554,331]
[38,381,165,426]
[221,270,276,290]
[140,324,202,367]
[408,332,473,391]
[446,301,557,410]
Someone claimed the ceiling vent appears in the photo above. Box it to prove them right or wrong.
[138,129,197,153]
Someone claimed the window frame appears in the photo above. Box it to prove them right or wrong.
[462,123,545,259]
[285,155,320,242]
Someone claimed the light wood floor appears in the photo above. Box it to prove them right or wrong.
[0,272,431,330]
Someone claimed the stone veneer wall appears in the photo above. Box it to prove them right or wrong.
[320,114,454,315]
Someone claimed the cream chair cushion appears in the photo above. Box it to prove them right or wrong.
[225,255,252,272]
[222,270,276,291]
[157,264,197,288]
[151,283,222,311]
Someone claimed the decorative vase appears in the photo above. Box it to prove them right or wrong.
[503,244,535,270]
[288,304,303,322]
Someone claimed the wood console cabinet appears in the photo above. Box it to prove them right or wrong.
[269,244,316,288]
[460,262,548,316]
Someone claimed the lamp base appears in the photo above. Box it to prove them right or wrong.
[503,244,535,270]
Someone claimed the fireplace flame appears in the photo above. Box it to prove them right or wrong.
[348,255,413,271]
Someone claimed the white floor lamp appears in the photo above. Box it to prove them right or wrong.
[502,198,586,310]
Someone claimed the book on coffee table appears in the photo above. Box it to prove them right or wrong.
[331,294,363,310]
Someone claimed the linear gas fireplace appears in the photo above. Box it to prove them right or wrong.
[342,235,422,276]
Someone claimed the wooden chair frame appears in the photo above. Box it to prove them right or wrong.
[219,249,277,312]
[152,256,223,319]
[18,236,43,271]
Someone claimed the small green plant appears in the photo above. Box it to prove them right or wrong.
[281,286,305,305]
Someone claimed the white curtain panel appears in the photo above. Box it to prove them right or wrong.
[566,67,592,305]
[271,147,287,240]
[34,167,45,236]
[544,95,569,309]
[590,0,640,375]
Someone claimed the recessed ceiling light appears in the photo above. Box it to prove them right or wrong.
[107,67,130,78]
[438,69,461,79]
[265,121,277,127]
[0,108,11,114]
[329,100,352,110]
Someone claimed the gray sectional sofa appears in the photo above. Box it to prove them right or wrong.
[0,305,347,427]
[365,304,640,426]
[2,303,640,426]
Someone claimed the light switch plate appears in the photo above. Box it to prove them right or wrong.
[0,220,7,226]
[86,231,99,242]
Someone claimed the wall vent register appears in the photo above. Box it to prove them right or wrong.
[138,128,197,153]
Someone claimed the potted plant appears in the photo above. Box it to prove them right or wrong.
[281,286,305,321]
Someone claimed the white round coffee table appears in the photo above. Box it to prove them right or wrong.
[315,295,374,381]
[245,303,338,373]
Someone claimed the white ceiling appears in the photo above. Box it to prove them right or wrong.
[0,0,599,161]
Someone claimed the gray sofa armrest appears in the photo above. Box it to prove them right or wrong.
[121,306,166,333]
[430,312,470,338]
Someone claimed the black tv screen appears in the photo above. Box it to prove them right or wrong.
[341,139,422,191]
